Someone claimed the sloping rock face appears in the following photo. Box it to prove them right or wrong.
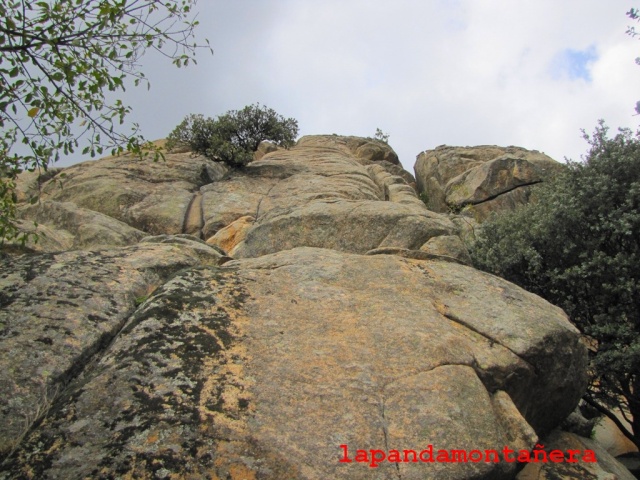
[0,136,590,479]
[199,134,435,258]
[414,145,564,221]
[30,149,228,238]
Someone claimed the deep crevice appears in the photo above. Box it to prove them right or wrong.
[254,182,279,221]
[181,192,203,239]
[470,181,543,207]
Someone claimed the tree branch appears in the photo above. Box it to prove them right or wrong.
[583,395,639,449]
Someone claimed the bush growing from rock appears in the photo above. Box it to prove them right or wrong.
[167,104,298,167]
[374,128,390,144]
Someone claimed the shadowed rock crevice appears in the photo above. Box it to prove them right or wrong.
[431,299,538,375]
[254,181,281,221]
[182,191,204,237]
[464,179,543,207]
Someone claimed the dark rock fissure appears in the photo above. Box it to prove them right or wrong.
[254,182,279,220]
[379,395,402,479]
[462,180,543,208]
[181,192,198,234]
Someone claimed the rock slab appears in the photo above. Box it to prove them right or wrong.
[1,247,587,479]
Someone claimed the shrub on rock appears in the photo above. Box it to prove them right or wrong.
[166,104,298,167]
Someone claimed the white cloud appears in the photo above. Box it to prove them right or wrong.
[55,0,640,172]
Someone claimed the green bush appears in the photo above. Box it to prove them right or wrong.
[469,121,640,448]
[167,104,299,167]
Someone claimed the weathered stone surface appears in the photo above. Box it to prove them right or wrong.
[414,145,563,219]
[200,137,456,257]
[560,406,599,438]
[592,414,640,457]
[9,136,431,255]
[363,159,418,191]
[464,184,536,222]
[516,431,636,480]
[13,168,63,203]
[37,151,228,235]
[15,200,146,252]
[297,134,400,165]
[206,215,255,255]
[366,246,468,265]
[1,247,587,479]
[0,237,224,459]
[200,175,278,239]
[234,200,455,258]
[420,234,472,265]
[445,156,544,205]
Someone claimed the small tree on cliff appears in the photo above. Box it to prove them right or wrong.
[470,121,640,448]
[0,0,211,244]
[166,104,299,167]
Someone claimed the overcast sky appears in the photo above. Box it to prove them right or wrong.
[60,1,640,172]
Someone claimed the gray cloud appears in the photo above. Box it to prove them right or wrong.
[57,0,640,171]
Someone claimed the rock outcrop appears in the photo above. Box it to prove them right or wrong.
[34,149,228,237]
[0,136,592,479]
[414,145,564,221]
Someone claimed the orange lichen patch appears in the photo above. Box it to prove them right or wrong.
[196,277,255,470]
[210,441,258,479]
[206,216,254,254]
[227,464,257,480]
[432,299,449,317]
[145,431,159,444]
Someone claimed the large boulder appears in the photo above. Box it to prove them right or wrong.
[0,247,587,479]
[414,145,564,220]
[34,150,228,236]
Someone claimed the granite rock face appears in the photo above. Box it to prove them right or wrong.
[1,247,587,479]
[0,136,591,479]
[0,236,224,458]
[200,135,446,257]
[414,145,563,221]
[29,150,228,236]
